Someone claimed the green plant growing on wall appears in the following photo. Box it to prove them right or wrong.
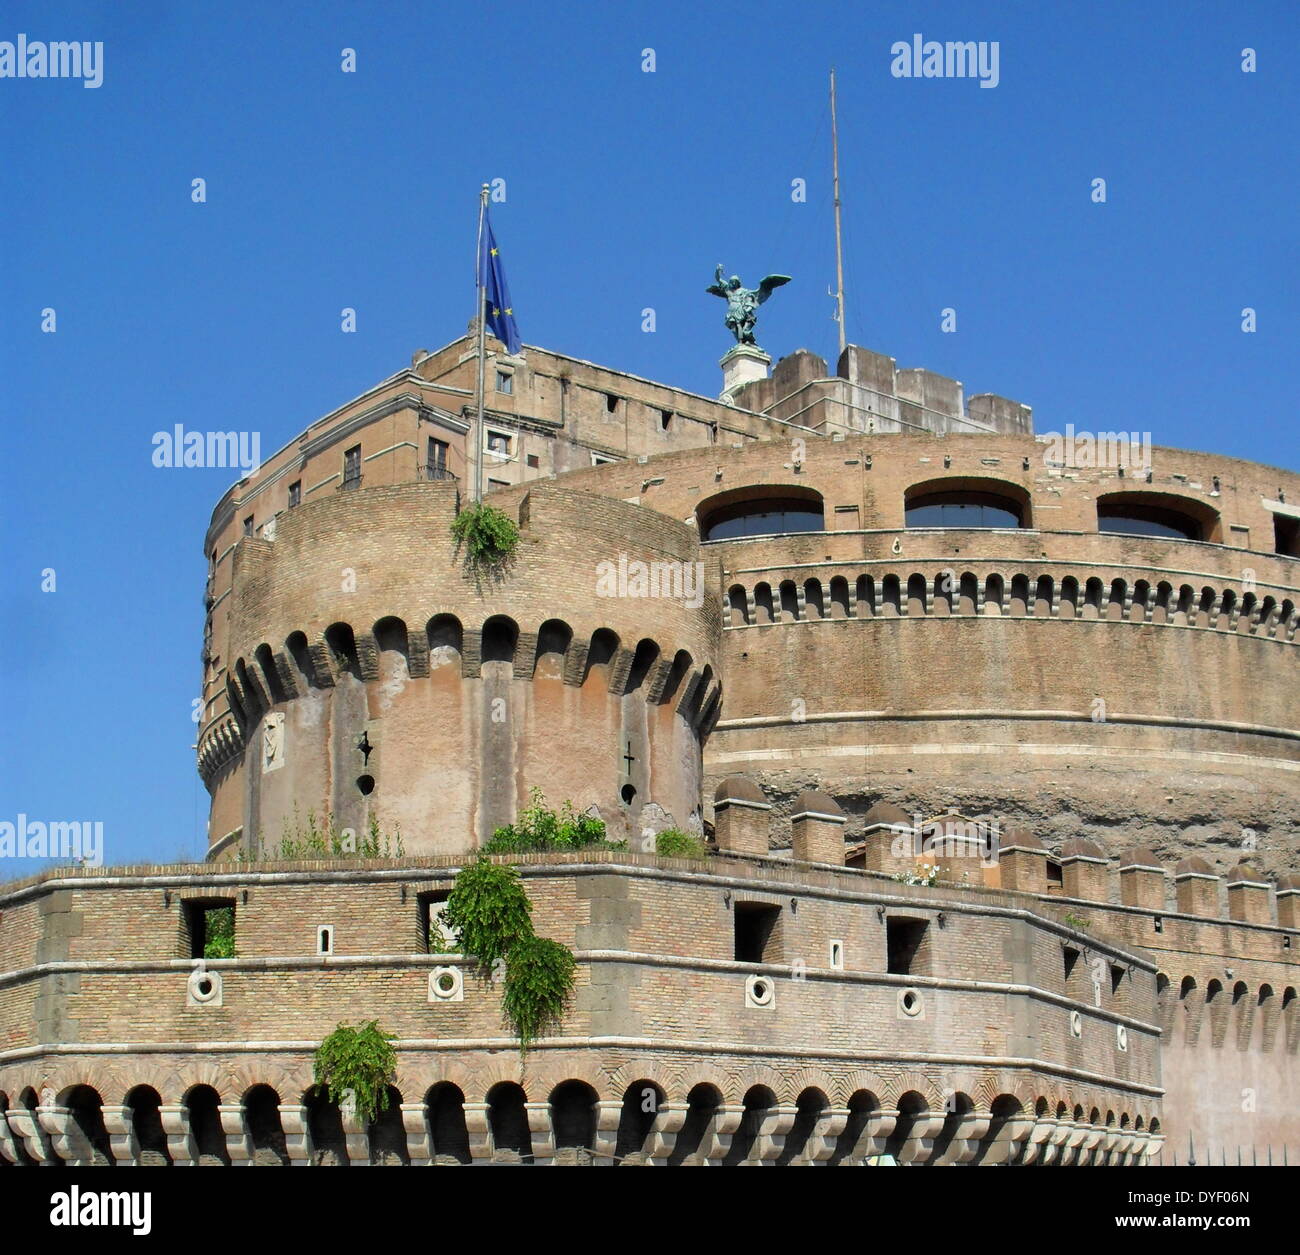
[654,828,708,859]
[451,501,519,576]
[502,934,576,1051]
[481,788,623,854]
[203,905,236,958]
[441,853,578,1054]
[258,807,405,861]
[441,858,534,972]
[312,1021,397,1126]
[1062,911,1092,932]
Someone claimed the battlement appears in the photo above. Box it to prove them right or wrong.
[733,345,1034,438]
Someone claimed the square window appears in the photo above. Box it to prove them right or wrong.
[288,481,301,508]
[734,902,781,964]
[184,899,236,959]
[886,917,929,976]
[526,454,539,469]
[487,431,510,456]
[495,371,513,395]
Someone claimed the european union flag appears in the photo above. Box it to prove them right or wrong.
[478,206,522,356]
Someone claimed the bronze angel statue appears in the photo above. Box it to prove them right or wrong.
[706,264,791,347]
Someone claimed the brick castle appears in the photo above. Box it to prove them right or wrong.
[1,329,1296,1165]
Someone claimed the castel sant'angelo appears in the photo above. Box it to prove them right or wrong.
[1,307,1297,1167]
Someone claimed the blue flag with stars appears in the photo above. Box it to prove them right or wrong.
[478,205,522,356]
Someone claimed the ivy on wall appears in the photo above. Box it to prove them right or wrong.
[442,845,577,1054]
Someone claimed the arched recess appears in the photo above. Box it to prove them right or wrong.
[427,614,463,670]
[614,1080,665,1163]
[696,483,825,541]
[625,638,660,694]
[244,1084,289,1166]
[904,476,1032,528]
[487,1082,532,1162]
[427,1082,472,1165]
[668,1083,721,1166]
[373,617,410,678]
[185,1084,230,1166]
[583,628,620,687]
[727,584,750,627]
[549,1080,599,1157]
[480,615,518,666]
[534,618,573,681]
[1096,490,1221,543]
[126,1085,170,1166]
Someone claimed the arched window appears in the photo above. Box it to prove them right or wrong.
[905,478,1030,529]
[1096,492,1219,542]
[697,485,824,541]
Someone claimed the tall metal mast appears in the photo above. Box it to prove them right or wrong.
[472,182,489,504]
[830,67,847,358]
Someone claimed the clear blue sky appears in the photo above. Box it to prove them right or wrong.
[1,1,1295,876]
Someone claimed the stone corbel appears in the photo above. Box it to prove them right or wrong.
[160,1103,197,1165]
[524,1101,555,1164]
[399,1102,433,1167]
[102,1104,138,1166]
[219,1103,252,1165]
[278,1103,313,1166]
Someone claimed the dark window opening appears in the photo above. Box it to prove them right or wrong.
[1064,946,1081,981]
[1046,859,1063,889]
[906,491,1023,529]
[702,496,825,542]
[495,370,513,395]
[886,917,929,976]
[342,445,362,489]
[185,898,237,959]
[288,481,301,508]
[1098,504,1200,541]
[419,890,454,954]
[526,453,539,469]
[1110,964,1124,996]
[1275,514,1300,558]
[605,393,619,414]
[357,774,375,795]
[734,902,782,964]
[621,784,637,806]
[660,409,673,431]
[243,515,254,537]
[486,431,510,455]
[487,477,508,489]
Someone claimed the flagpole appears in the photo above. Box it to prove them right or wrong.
[472,182,489,504]
[830,66,847,359]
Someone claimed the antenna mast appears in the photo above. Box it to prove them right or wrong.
[830,67,847,358]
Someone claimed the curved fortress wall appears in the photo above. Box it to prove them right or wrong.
[202,482,720,857]
[499,434,1298,877]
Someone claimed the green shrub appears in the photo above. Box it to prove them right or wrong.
[482,788,622,854]
[312,1021,397,1126]
[440,858,533,971]
[451,501,519,575]
[202,906,236,958]
[654,828,708,859]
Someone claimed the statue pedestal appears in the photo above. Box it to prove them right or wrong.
[719,344,771,404]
